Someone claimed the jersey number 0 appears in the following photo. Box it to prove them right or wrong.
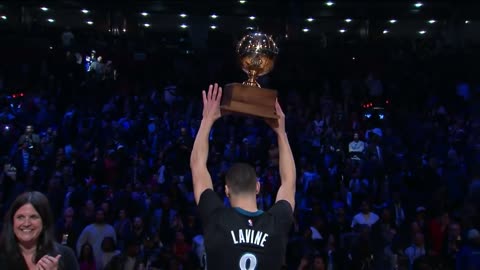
[239,253,257,270]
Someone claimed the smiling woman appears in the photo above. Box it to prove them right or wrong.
[0,191,79,270]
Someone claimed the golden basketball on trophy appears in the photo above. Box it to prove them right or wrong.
[220,32,279,119]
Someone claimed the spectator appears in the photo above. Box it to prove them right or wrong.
[100,236,120,269]
[78,243,96,270]
[113,209,132,249]
[56,207,82,250]
[62,27,75,48]
[456,228,480,270]
[104,238,144,270]
[76,208,116,270]
[351,200,379,228]
[348,132,366,160]
[0,191,79,269]
[404,232,426,269]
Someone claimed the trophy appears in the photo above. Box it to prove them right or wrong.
[220,32,279,119]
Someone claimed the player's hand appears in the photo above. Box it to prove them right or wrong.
[265,99,286,134]
[202,83,222,124]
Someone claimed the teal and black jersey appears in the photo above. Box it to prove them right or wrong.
[198,189,293,270]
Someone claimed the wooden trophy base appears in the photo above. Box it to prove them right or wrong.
[220,83,278,119]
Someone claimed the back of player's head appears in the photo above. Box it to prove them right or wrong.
[225,163,257,195]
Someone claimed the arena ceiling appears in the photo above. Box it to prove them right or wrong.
[0,0,479,41]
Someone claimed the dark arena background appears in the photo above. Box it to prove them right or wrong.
[0,0,479,269]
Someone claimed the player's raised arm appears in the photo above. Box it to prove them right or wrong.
[266,100,296,211]
[190,83,223,205]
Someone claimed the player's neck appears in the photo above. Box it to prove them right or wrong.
[229,195,258,212]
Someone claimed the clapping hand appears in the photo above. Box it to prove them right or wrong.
[36,254,61,270]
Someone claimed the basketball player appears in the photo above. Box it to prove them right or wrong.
[190,83,296,269]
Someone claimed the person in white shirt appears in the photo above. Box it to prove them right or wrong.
[351,201,379,228]
[404,232,426,269]
[349,133,365,161]
[76,209,117,270]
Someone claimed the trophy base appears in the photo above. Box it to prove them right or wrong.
[220,83,278,119]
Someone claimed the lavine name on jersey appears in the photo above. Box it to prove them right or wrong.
[230,229,269,247]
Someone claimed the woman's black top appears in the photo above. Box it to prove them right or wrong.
[0,242,79,270]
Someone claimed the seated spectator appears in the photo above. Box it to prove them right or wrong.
[113,209,132,250]
[76,208,116,270]
[351,200,379,228]
[55,207,82,250]
[104,238,143,270]
[456,229,480,270]
[404,232,426,269]
[100,236,120,270]
[348,132,365,160]
[78,243,96,270]
[172,231,192,264]
[297,253,326,270]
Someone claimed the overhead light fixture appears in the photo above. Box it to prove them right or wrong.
[465,20,470,24]
[428,19,436,24]
[418,30,426,35]
[383,29,389,34]
[307,17,314,22]
[86,21,93,25]
[180,13,187,18]
[141,12,149,16]
[325,1,334,6]
[302,28,310,32]
[239,0,246,3]
[414,2,423,8]
[339,29,346,33]
[144,23,151,27]
[47,18,55,23]
[210,25,217,29]
[81,9,89,14]
[210,14,218,19]
[180,24,188,28]
[389,19,397,24]
[345,18,352,23]
[1,15,6,20]
[40,7,49,11]
[249,16,255,20]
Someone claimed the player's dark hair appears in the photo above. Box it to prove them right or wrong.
[225,163,257,195]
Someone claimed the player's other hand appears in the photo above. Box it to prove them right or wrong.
[265,99,286,134]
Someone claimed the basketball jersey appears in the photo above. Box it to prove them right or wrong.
[198,189,293,270]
